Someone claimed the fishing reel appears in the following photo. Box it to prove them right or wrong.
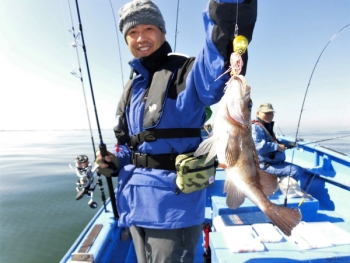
[72,155,98,208]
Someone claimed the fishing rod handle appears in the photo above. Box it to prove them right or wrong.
[99,143,118,172]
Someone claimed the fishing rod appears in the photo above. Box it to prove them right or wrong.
[292,24,349,148]
[67,0,107,211]
[300,134,350,146]
[284,24,350,206]
[72,0,119,219]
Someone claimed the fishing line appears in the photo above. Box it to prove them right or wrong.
[234,1,239,37]
[108,0,125,87]
[284,24,350,206]
[274,122,284,137]
[73,0,119,219]
[174,0,180,52]
[67,0,108,212]
[298,173,316,207]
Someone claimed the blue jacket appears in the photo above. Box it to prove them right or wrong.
[252,121,286,164]
[114,0,257,229]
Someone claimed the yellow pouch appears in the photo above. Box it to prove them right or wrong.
[175,152,217,194]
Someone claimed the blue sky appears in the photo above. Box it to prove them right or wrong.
[0,0,349,135]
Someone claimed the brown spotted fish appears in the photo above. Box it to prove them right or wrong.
[195,53,301,236]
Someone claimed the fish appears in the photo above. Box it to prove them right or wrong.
[195,53,302,236]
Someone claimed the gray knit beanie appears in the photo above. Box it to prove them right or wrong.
[118,0,166,38]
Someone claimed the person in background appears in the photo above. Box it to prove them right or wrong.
[252,103,305,181]
[95,0,257,262]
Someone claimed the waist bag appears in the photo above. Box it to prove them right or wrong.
[175,152,217,193]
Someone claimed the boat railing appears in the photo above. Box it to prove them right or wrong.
[278,136,349,180]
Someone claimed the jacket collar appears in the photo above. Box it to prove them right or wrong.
[140,41,172,73]
[257,117,275,137]
[129,41,172,78]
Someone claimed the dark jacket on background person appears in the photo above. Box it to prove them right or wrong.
[252,118,286,165]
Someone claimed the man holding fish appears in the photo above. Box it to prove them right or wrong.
[93,0,301,262]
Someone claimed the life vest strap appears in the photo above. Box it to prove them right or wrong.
[132,152,177,170]
[128,128,201,150]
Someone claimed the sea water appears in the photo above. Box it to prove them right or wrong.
[0,129,349,263]
[0,130,117,263]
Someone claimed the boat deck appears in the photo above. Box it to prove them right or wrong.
[210,222,350,263]
[207,172,350,263]
[61,137,350,263]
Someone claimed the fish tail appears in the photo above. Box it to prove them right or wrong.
[264,203,302,236]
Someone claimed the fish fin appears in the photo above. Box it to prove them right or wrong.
[194,136,218,164]
[264,204,302,236]
[224,177,245,209]
[258,169,279,196]
[252,142,261,165]
[225,137,240,167]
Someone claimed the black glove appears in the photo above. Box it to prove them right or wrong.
[95,151,119,177]
[286,142,296,149]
